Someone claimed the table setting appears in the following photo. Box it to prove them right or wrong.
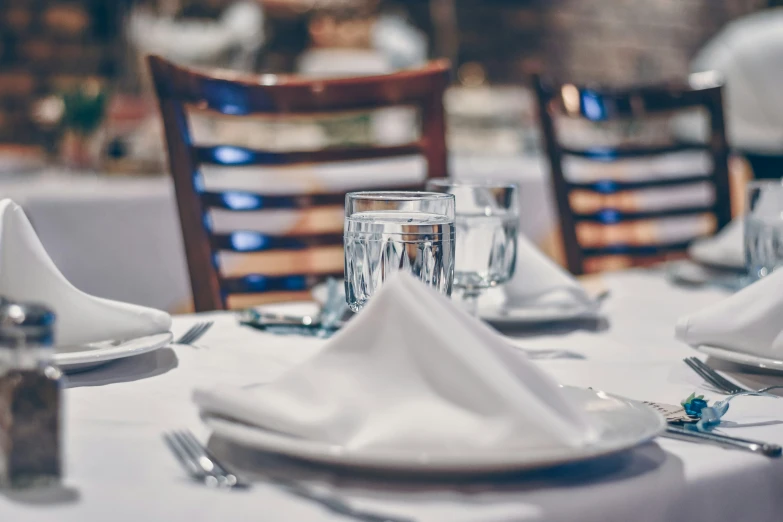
[5,173,783,522]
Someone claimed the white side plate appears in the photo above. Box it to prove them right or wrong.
[55,332,173,372]
[313,283,601,326]
[694,344,783,372]
[203,386,665,475]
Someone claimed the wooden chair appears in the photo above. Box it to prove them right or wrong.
[148,55,450,311]
[533,72,732,275]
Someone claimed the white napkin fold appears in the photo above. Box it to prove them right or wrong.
[676,267,783,357]
[687,218,744,270]
[503,234,597,310]
[195,272,598,452]
[0,199,171,347]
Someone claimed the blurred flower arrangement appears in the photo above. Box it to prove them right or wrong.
[34,79,108,170]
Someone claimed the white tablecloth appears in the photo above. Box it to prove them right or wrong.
[0,155,553,311]
[4,270,783,521]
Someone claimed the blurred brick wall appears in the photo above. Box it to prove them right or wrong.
[400,0,768,84]
[0,0,772,145]
[542,0,769,85]
[0,0,122,143]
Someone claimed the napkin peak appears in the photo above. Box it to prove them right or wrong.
[675,267,783,356]
[196,272,598,452]
[0,199,171,346]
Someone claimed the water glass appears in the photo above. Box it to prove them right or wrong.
[745,180,783,280]
[425,179,519,314]
[344,191,455,312]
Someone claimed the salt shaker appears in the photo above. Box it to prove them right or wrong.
[0,302,62,489]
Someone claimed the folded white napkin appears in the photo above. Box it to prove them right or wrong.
[687,218,744,270]
[195,272,597,452]
[676,267,783,357]
[0,199,171,347]
[503,234,597,310]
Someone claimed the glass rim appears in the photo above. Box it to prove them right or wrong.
[425,178,519,190]
[346,191,455,201]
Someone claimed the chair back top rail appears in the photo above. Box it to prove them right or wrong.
[149,55,451,115]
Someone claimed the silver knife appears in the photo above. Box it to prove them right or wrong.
[662,424,782,458]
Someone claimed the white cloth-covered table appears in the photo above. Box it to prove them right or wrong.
[0,156,553,311]
[0,150,719,311]
[5,270,783,522]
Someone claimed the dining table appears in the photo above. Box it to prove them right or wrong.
[5,268,783,522]
[0,154,554,313]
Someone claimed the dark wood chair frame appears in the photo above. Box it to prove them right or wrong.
[148,55,451,311]
[533,73,732,275]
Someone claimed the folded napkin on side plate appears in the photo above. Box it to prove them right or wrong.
[503,234,598,311]
[676,267,783,357]
[687,218,744,270]
[0,199,171,347]
[195,272,598,452]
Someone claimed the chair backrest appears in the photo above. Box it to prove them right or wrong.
[533,72,731,275]
[148,55,451,311]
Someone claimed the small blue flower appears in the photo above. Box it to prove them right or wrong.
[681,393,709,417]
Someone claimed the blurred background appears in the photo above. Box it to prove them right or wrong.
[1,0,780,165]
[2,0,782,312]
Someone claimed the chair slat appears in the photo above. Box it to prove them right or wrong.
[567,174,711,194]
[561,143,706,160]
[221,272,342,295]
[200,183,426,211]
[194,143,422,167]
[211,232,343,252]
[573,206,714,223]
[582,240,695,257]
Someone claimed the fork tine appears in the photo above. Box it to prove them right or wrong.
[685,358,729,391]
[685,358,730,393]
[164,432,204,478]
[177,430,239,487]
[689,357,746,394]
[183,323,205,344]
[182,321,214,345]
[177,322,209,345]
[175,323,200,344]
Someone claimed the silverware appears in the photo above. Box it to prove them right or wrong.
[682,357,780,395]
[164,430,246,488]
[237,278,350,337]
[175,321,214,345]
[164,430,414,522]
[663,424,782,457]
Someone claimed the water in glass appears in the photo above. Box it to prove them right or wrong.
[344,210,454,312]
[745,216,783,280]
[454,212,518,291]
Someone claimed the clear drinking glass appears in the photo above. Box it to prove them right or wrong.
[745,180,783,281]
[344,191,456,312]
[426,179,519,314]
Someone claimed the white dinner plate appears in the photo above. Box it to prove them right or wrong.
[55,332,173,372]
[694,344,783,372]
[203,386,665,475]
[313,283,601,326]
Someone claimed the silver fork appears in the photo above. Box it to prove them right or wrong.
[682,357,781,395]
[164,430,415,522]
[175,321,214,345]
[164,430,245,488]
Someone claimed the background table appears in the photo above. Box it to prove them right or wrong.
[4,270,783,522]
[0,155,553,312]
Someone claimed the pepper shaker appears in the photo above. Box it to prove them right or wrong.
[0,302,62,489]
